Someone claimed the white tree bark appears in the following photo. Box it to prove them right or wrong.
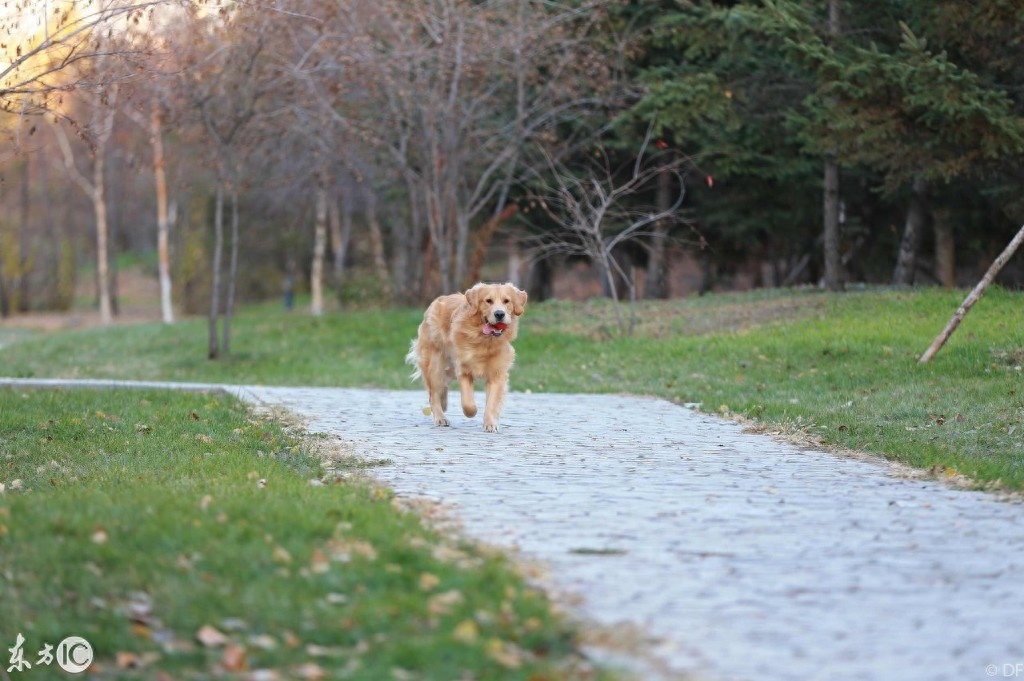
[151,104,174,324]
[311,185,328,316]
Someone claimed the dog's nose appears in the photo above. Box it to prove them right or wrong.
[494,310,506,321]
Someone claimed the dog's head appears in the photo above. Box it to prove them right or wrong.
[464,282,528,337]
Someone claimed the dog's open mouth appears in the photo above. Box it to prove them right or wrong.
[482,322,508,337]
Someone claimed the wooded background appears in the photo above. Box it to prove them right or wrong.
[1,0,1022,339]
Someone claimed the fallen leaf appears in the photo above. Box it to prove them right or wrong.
[196,624,229,648]
[485,638,522,669]
[116,652,140,669]
[310,549,330,574]
[294,662,326,680]
[91,527,109,544]
[305,644,345,657]
[452,619,479,644]
[428,589,464,616]
[273,546,292,564]
[221,643,247,671]
[195,434,213,444]
[200,495,213,511]
[324,592,348,605]
[419,573,441,591]
[248,634,277,650]
[245,670,281,681]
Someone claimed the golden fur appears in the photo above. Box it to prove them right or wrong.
[406,282,528,432]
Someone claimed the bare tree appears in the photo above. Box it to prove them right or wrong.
[0,0,175,120]
[524,138,689,334]
[53,80,120,325]
[292,0,613,298]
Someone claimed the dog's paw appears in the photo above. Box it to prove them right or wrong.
[483,422,499,433]
[434,416,450,427]
[462,403,478,418]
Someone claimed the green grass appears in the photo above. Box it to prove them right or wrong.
[2,286,1023,491]
[0,388,600,679]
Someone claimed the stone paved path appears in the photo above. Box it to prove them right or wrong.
[240,386,1024,681]
[4,379,1023,680]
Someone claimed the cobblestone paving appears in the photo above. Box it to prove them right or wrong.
[241,386,1024,681]
[4,379,1023,680]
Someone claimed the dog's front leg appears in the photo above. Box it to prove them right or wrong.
[459,373,478,418]
[482,371,508,432]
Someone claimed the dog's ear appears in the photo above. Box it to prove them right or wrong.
[512,286,528,316]
[464,285,480,309]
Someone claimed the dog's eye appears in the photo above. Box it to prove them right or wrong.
[503,298,510,304]
[485,298,493,304]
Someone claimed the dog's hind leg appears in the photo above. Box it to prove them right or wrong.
[422,354,450,427]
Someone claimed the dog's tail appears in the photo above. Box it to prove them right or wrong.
[404,338,422,381]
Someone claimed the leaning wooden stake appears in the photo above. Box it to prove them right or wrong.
[919,222,1024,363]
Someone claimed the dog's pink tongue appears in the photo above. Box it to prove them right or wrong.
[482,323,495,335]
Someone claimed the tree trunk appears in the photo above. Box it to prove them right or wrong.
[208,184,224,359]
[920,223,1024,363]
[310,185,328,317]
[893,176,927,286]
[18,156,30,313]
[934,210,955,288]
[224,185,240,356]
[151,104,174,323]
[644,168,672,299]
[364,188,390,289]
[466,204,518,286]
[94,154,113,325]
[822,0,844,292]
[507,235,522,286]
[328,193,349,282]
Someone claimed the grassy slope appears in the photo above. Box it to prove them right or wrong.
[0,388,598,679]
[2,286,1022,489]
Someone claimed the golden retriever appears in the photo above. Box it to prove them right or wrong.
[406,282,528,432]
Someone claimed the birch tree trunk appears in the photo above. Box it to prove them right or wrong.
[151,104,174,323]
[54,85,118,325]
[311,185,328,316]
